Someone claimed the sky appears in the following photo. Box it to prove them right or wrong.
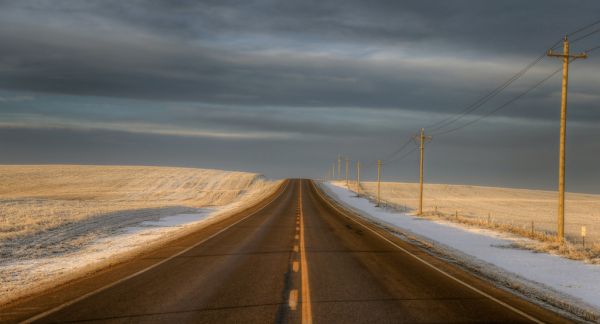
[1,0,600,192]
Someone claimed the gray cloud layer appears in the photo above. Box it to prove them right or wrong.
[2,0,599,108]
[0,0,599,191]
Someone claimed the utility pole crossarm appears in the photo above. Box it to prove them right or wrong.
[547,50,588,59]
[412,134,432,143]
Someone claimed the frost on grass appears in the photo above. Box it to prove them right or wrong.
[341,180,600,262]
[0,165,270,240]
[0,165,280,304]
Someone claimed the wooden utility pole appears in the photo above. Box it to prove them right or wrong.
[337,155,341,180]
[414,128,432,215]
[356,161,360,196]
[332,163,335,181]
[345,157,349,187]
[376,160,382,206]
[547,36,587,242]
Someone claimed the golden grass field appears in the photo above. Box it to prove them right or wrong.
[0,165,273,241]
[349,181,600,244]
[0,165,281,305]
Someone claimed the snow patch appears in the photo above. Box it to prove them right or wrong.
[136,210,214,228]
[0,208,220,303]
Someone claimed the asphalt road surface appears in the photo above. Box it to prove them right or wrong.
[2,179,571,323]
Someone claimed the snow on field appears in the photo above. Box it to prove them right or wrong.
[321,181,600,319]
[0,165,281,305]
[351,181,600,244]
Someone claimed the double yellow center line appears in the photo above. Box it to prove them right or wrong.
[289,181,312,323]
[298,181,312,324]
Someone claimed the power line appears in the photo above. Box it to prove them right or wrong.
[366,51,549,168]
[571,27,600,44]
[385,146,418,164]
[425,38,565,134]
[548,18,600,50]
[567,18,600,37]
[354,19,600,177]
[427,53,547,133]
[585,44,600,53]
[381,138,413,162]
[362,45,558,169]
[431,66,563,136]
[427,20,600,135]
[362,137,414,169]
[428,19,600,134]
[429,19,600,134]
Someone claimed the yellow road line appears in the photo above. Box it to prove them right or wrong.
[299,181,313,324]
[292,261,299,272]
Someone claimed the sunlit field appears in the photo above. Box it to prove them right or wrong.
[0,165,272,241]
[348,181,600,244]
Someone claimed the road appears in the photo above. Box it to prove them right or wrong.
[2,179,570,323]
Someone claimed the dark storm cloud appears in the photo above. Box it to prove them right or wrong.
[1,0,599,113]
[8,0,595,51]
[1,0,600,191]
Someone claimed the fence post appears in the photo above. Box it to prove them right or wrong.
[531,221,534,237]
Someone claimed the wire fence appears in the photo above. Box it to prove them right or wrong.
[339,180,600,247]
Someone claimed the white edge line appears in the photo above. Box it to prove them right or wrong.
[311,181,545,324]
[21,181,290,324]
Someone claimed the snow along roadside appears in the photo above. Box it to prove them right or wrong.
[319,181,600,322]
[0,179,284,306]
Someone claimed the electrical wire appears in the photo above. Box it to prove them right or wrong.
[361,44,559,168]
[380,138,413,161]
[571,27,600,44]
[361,136,414,169]
[428,18,600,134]
[427,54,547,133]
[567,18,600,37]
[585,44,600,53]
[425,39,564,134]
[424,19,598,136]
[430,66,563,136]
[343,18,600,174]
[385,146,418,164]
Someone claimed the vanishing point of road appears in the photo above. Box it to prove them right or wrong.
[1,179,570,323]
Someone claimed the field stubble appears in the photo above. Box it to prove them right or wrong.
[344,181,600,263]
[0,165,280,305]
[0,165,277,259]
